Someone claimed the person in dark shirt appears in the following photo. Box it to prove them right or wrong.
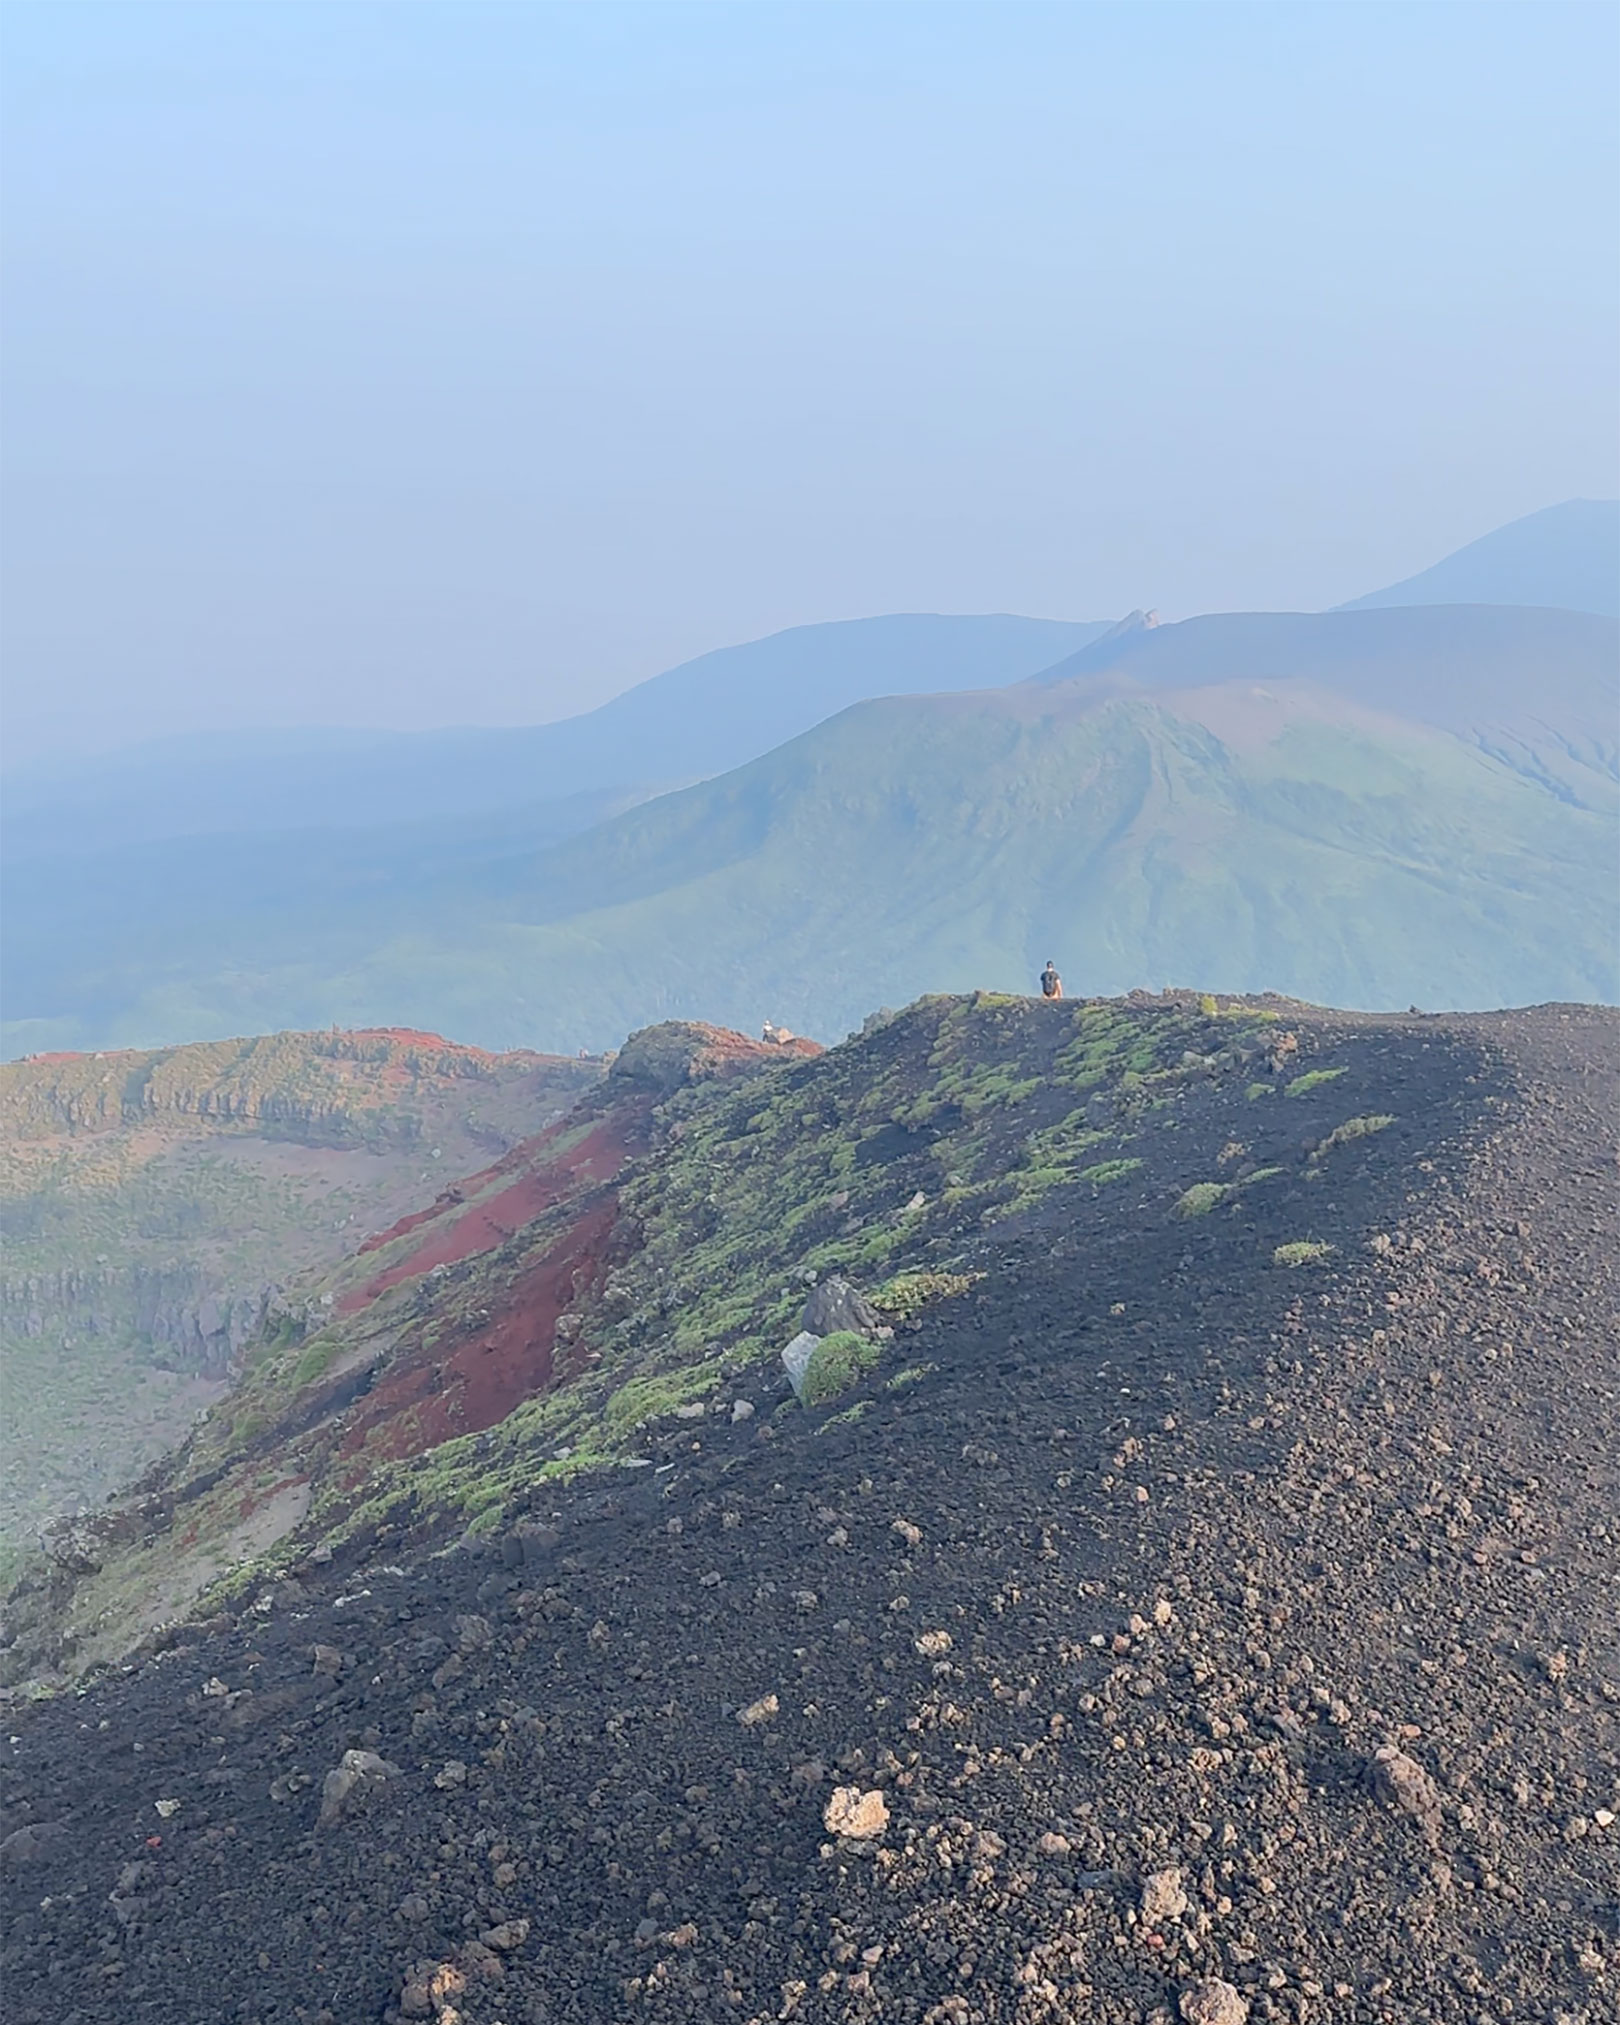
[1040,960,1063,1000]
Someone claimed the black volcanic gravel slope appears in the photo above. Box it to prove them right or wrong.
[2,1005,1616,2025]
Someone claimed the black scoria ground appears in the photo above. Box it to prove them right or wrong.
[2,1005,1616,2024]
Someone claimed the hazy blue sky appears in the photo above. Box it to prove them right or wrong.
[3,0,1616,761]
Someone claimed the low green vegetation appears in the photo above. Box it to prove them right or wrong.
[1313,1114,1395,1158]
[1175,1181,1231,1217]
[800,1331,881,1408]
[1274,1240,1335,1267]
[872,1270,980,1320]
[1286,1067,1348,1097]
[604,1363,722,1432]
[815,1399,872,1430]
[1076,1157,1143,1186]
[291,1337,341,1387]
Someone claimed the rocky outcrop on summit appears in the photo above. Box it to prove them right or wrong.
[608,1019,822,1095]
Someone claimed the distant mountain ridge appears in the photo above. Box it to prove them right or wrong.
[4,503,1616,1057]
[2,613,1108,862]
[6,603,1612,1057]
[2,1026,585,1143]
[1339,498,1619,617]
[1026,604,1616,803]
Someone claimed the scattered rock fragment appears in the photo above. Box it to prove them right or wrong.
[38,1513,109,1574]
[891,1519,923,1549]
[803,1276,881,1338]
[318,1748,401,1825]
[738,1693,780,1728]
[1140,1866,1188,1921]
[310,1643,344,1677]
[781,1331,822,1398]
[823,1787,889,1839]
[1369,1744,1444,1845]
[479,1918,530,1951]
[424,1963,466,2017]
[1180,1978,1249,2025]
[459,1938,503,1981]
[914,1629,952,1656]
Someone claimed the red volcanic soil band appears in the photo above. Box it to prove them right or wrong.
[330,1106,650,1475]
[326,1028,826,1474]
[336,1196,619,1469]
[341,1114,639,1313]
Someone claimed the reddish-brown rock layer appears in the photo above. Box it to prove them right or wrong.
[325,1022,809,1472]
[336,1197,621,1468]
[341,1113,639,1309]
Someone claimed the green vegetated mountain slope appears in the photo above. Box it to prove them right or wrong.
[2,991,1615,2024]
[12,606,1611,1056]
[0,1030,601,1562]
[1339,497,1619,617]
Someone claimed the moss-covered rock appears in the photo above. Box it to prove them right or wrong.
[799,1331,881,1408]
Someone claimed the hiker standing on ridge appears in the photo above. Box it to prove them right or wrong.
[1040,960,1063,1001]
